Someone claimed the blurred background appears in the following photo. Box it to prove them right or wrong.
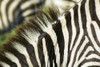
[0,30,15,46]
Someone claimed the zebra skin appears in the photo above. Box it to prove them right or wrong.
[0,0,44,34]
[0,0,100,67]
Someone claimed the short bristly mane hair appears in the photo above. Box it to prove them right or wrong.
[0,8,60,66]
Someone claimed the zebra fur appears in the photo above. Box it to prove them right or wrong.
[0,0,100,67]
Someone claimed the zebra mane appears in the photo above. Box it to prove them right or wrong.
[14,8,59,40]
[0,8,59,60]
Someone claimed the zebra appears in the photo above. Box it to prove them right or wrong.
[0,0,100,67]
[0,0,81,34]
[0,0,45,34]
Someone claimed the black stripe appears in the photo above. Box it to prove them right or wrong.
[0,64,2,67]
[86,51,100,58]
[52,20,64,65]
[14,0,26,25]
[44,32,57,67]
[89,0,100,26]
[38,33,46,67]
[80,0,86,31]
[26,44,39,67]
[91,24,100,47]
[79,58,100,67]
[0,54,17,67]
[14,7,24,25]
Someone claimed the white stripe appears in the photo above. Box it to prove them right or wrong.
[0,61,10,67]
[13,42,33,67]
[92,21,100,42]
[42,38,49,67]
[85,0,91,22]
[53,60,55,67]
[72,0,81,3]
[33,41,41,67]
[22,9,34,17]
[70,9,76,50]
[5,52,21,67]
[55,43,60,67]
[44,24,57,48]
[81,62,100,67]
[0,18,3,30]
[44,25,60,67]
[1,0,9,28]
[21,0,40,10]
[86,54,100,60]
[95,0,100,20]
[47,61,50,67]
[23,29,40,46]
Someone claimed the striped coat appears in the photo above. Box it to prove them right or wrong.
[0,0,100,67]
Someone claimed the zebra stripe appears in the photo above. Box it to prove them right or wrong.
[0,0,44,34]
[0,0,100,67]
